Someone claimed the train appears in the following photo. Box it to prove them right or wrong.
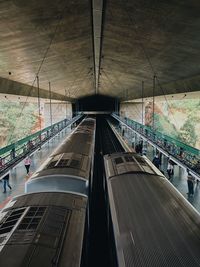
[0,116,96,267]
[104,151,200,267]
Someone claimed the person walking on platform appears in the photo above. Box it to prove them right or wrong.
[139,141,143,154]
[24,156,31,174]
[122,125,125,137]
[2,173,12,193]
[187,170,195,197]
[131,136,135,149]
[152,154,160,169]
[0,157,3,169]
[194,160,200,174]
[135,143,140,153]
[167,160,174,180]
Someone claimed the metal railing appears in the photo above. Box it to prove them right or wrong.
[0,114,83,176]
[112,113,200,178]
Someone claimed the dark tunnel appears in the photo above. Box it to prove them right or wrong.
[72,94,119,114]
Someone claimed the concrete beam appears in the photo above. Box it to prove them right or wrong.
[92,0,104,93]
[0,77,74,102]
[126,75,200,101]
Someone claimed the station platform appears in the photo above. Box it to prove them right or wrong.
[119,126,200,213]
[0,126,72,209]
[146,147,200,211]
[0,119,200,215]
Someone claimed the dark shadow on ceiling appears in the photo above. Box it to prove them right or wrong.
[73,94,118,112]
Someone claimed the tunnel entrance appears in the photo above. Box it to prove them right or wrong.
[72,94,119,114]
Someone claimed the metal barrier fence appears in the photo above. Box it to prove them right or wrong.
[0,115,83,175]
[112,113,200,175]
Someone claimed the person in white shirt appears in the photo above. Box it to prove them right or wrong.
[24,156,31,174]
[187,169,195,197]
[167,160,174,180]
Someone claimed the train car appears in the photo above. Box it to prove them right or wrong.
[0,192,87,267]
[104,152,200,267]
[25,117,96,196]
[0,116,96,267]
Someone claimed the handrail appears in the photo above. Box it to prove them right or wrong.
[0,118,69,155]
[112,113,200,178]
[127,118,199,155]
[0,114,83,176]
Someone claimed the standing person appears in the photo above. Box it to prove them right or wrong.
[194,160,200,174]
[135,143,140,154]
[139,141,143,154]
[2,173,12,193]
[10,148,15,160]
[152,154,160,169]
[24,156,31,174]
[167,160,174,180]
[142,143,147,156]
[187,170,195,197]
[0,157,3,169]
[131,135,135,149]
[122,126,125,137]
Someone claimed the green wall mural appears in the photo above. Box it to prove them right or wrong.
[0,102,43,147]
[145,99,200,149]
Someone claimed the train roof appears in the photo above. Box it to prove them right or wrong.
[29,117,96,182]
[0,192,87,267]
[53,121,96,156]
[107,170,200,266]
[104,152,164,179]
[30,152,92,181]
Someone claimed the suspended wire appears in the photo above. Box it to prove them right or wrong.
[101,69,127,97]
[103,0,153,122]
[101,69,133,106]
[56,65,94,98]
[72,70,95,98]
[56,58,94,97]
[120,0,179,127]
[8,3,68,143]
[102,69,142,120]
[155,77,178,126]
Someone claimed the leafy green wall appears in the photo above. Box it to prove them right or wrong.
[145,99,200,149]
[0,102,40,147]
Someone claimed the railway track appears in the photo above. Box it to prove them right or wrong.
[88,115,124,267]
[100,118,124,155]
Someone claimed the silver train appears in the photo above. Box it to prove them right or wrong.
[104,152,200,267]
[0,117,96,267]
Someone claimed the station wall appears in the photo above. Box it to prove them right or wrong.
[0,100,72,147]
[145,99,200,149]
[120,102,144,124]
[44,103,72,127]
[120,99,200,149]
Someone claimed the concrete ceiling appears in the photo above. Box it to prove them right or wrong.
[0,0,200,102]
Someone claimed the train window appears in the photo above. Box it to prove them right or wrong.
[124,156,134,162]
[47,161,56,168]
[36,207,71,251]
[115,157,124,164]
[56,159,69,167]
[0,208,26,235]
[134,156,146,164]
[17,207,46,231]
[69,159,80,168]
